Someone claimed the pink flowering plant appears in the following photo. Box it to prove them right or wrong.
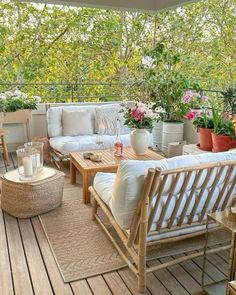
[123,102,153,129]
[181,90,209,108]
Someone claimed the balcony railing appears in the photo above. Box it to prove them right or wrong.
[0,82,225,103]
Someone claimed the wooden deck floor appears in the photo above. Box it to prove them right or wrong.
[0,154,228,295]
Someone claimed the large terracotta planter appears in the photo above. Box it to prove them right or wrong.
[211,133,232,152]
[231,140,236,148]
[197,128,213,151]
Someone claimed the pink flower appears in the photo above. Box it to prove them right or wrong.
[181,90,201,104]
[184,111,197,120]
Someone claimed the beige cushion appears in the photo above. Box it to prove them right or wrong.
[62,109,94,136]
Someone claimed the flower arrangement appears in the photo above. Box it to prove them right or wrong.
[123,102,154,129]
[0,89,39,113]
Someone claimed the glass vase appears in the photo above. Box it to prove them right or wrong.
[24,141,44,174]
[16,147,38,180]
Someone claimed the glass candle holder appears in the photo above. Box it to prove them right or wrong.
[24,141,44,174]
[16,147,38,180]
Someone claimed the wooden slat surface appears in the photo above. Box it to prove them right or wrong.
[0,153,229,295]
[71,147,164,171]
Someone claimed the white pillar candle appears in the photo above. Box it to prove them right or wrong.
[22,156,33,176]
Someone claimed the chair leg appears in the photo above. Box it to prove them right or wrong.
[92,197,98,221]
[138,246,146,292]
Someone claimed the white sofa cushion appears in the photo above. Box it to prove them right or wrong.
[49,133,132,154]
[62,109,94,136]
[95,105,130,135]
[111,151,236,229]
[47,104,121,138]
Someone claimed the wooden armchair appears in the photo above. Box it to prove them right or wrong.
[89,158,236,292]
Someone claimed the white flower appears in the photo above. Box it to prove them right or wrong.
[141,56,154,68]
[33,95,41,103]
[5,91,14,98]
[0,93,6,100]
[13,89,27,99]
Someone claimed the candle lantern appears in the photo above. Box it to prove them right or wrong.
[16,147,38,180]
[24,142,44,174]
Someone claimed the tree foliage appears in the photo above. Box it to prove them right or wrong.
[0,0,235,101]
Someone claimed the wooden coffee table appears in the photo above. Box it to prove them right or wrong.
[70,147,164,204]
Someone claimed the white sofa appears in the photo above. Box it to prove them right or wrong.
[47,104,153,155]
[90,150,236,291]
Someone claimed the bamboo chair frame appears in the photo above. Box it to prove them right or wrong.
[89,160,236,292]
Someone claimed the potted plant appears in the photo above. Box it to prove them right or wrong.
[221,85,236,147]
[136,43,199,152]
[211,106,235,152]
[182,90,213,151]
[0,89,38,124]
[123,102,153,155]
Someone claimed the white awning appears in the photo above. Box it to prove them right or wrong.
[22,0,199,12]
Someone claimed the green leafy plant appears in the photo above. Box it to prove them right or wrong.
[0,89,38,112]
[136,43,200,122]
[212,104,235,138]
[221,85,236,115]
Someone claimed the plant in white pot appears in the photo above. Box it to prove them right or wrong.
[134,43,200,153]
[123,102,153,155]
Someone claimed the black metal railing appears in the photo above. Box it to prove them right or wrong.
[0,82,226,103]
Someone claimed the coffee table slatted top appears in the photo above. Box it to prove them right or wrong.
[70,148,164,171]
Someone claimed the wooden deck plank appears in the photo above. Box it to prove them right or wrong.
[177,254,213,285]
[191,255,225,282]
[87,275,112,295]
[31,217,73,295]
[103,271,132,295]
[160,256,202,294]
[146,273,170,295]
[147,260,189,295]
[70,279,93,295]
[18,218,53,295]
[4,212,33,295]
[118,268,152,295]
[0,210,14,295]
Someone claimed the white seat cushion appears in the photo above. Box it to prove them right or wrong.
[111,150,236,229]
[50,134,131,155]
[93,173,115,207]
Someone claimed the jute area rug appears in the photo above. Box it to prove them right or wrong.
[39,182,230,283]
[39,184,127,283]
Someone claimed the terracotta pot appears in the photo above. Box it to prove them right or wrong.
[197,128,213,151]
[231,140,236,148]
[211,133,232,152]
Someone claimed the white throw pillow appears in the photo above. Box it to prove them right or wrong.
[62,109,94,136]
[95,106,130,135]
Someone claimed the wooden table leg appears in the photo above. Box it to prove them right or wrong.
[83,171,91,204]
[1,135,9,165]
[70,160,76,184]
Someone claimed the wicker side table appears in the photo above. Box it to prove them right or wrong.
[1,167,65,218]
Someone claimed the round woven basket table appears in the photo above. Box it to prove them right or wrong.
[1,167,65,218]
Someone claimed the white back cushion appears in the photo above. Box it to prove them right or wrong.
[111,151,236,229]
[95,105,130,135]
[47,104,122,138]
[62,109,94,136]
